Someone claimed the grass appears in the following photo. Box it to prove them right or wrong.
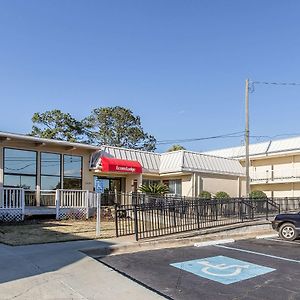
[0,219,116,246]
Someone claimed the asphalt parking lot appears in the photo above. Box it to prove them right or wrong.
[98,237,300,300]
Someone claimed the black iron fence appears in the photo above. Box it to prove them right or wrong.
[115,197,283,240]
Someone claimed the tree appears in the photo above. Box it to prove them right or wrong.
[84,106,156,151]
[30,110,86,142]
[167,144,186,152]
[250,190,268,199]
[199,191,211,199]
[215,191,230,199]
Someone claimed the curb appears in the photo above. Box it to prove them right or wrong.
[194,239,235,247]
[82,221,275,258]
[256,233,278,239]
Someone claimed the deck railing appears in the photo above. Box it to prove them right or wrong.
[55,190,100,219]
[0,187,25,221]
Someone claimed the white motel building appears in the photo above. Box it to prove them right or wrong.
[0,131,246,207]
[205,136,300,198]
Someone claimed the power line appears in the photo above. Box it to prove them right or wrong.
[249,80,300,93]
[156,131,245,145]
[253,81,300,86]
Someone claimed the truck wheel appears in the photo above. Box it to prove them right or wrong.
[279,223,297,241]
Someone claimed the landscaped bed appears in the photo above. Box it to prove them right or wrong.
[0,219,116,246]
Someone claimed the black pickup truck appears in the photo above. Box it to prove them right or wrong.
[272,212,300,241]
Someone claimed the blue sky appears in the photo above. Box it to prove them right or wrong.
[1,0,300,152]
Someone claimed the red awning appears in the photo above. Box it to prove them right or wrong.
[101,157,142,174]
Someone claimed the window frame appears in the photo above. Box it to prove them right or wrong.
[63,154,83,190]
[40,152,62,190]
[3,147,38,190]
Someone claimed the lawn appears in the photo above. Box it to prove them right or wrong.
[0,219,116,246]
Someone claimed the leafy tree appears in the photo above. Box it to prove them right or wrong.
[199,191,211,199]
[139,183,169,195]
[30,110,86,142]
[167,144,186,152]
[215,191,230,199]
[84,106,156,151]
[250,190,268,199]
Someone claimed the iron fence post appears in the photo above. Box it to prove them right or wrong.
[134,205,139,241]
[197,201,200,230]
[115,204,119,237]
[240,200,244,222]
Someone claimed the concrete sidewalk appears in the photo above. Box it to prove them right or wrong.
[0,239,163,300]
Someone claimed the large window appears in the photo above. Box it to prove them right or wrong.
[163,179,182,195]
[3,148,37,190]
[41,152,61,190]
[63,155,82,189]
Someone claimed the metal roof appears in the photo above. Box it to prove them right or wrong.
[182,151,244,175]
[1,131,244,176]
[92,146,245,176]
[160,151,184,173]
[0,131,99,150]
[160,151,245,176]
[93,145,161,174]
[203,136,300,159]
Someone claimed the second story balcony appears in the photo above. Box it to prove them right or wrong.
[251,168,300,184]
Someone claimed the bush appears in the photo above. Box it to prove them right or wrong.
[250,190,267,199]
[215,191,230,199]
[199,191,211,199]
[138,183,169,195]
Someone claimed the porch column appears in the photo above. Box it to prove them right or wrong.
[237,177,241,197]
[36,151,41,206]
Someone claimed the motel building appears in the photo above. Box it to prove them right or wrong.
[204,136,300,198]
[0,131,246,212]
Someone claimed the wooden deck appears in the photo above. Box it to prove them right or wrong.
[25,207,56,216]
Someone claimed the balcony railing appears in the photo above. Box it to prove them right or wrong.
[251,168,300,183]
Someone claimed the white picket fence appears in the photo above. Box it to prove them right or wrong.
[0,187,25,221]
[55,190,101,220]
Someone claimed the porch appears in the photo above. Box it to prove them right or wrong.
[0,188,102,220]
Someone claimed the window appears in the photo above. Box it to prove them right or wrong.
[142,179,161,186]
[163,179,182,195]
[63,155,82,189]
[41,152,61,190]
[3,148,37,190]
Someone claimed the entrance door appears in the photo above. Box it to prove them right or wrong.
[94,176,123,205]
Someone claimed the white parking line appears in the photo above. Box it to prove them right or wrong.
[215,244,300,264]
[264,237,300,245]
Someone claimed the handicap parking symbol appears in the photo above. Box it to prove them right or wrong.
[170,256,275,284]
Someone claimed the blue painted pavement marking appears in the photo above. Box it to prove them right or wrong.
[170,255,275,285]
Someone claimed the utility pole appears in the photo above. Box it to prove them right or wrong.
[245,79,250,197]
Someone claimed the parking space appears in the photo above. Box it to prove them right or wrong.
[98,238,300,300]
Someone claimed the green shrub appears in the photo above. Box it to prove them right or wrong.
[199,191,211,199]
[215,191,230,199]
[249,190,267,199]
[139,183,169,195]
